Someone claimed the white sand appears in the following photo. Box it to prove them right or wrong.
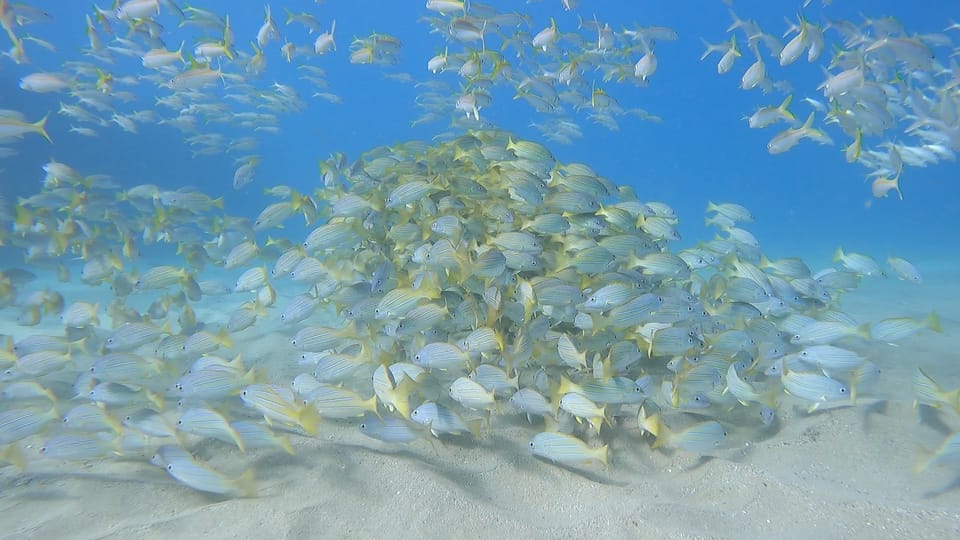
[1,261,959,539]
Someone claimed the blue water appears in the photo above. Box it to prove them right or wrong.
[2,0,958,264]
[3,2,960,536]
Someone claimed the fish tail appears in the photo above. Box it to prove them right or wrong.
[298,405,321,437]
[589,415,603,434]
[467,418,484,439]
[925,312,942,333]
[1,444,26,471]
[147,390,165,410]
[637,405,660,438]
[235,468,257,498]
[228,426,247,453]
[596,444,610,467]
[34,113,52,143]
[778,94,795,120]
[891,174,903,201]
[278,434,295,455]
[761,387,779,408]
[365,396,381,419]
[216,327,233,348]
[914,446,933,474]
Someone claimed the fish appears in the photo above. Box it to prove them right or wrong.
[887,257,922,284]
[528,431,608,467]
[509,388,553,422]
[833,248,886,278]
[747,95,796,128]
[0,113,52,143]
[177,408,246,452]
[240,384,321,436]
[871,313,941,343]
[410,401,482,438]
[915,432,960,473]
[913,368,960,413]
[558,392,607,433]
[0,406,58,445]
[413,342,470,371]
[767,112,830,154]
[314,20,336,54]
[116,0,160,21]
[638,406,728,453]
[358,411,428,444]
[163,455,256,498]
[19,73,72,93]
[449,376,496,411]
[781,364,851,412]
[304,384,378,419]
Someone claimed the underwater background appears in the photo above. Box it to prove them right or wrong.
[1,1,960,538]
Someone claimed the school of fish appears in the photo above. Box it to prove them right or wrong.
[0,0,956,497]
[1,1,957,197]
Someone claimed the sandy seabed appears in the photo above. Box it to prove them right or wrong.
[0,256,958,540]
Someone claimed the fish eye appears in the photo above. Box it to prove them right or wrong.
[359,423,367,429]
[840,387,847,393]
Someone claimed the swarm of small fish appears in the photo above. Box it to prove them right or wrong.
[418,2,674,140]
[0,130,948,496]
[706,7,960,200]
[3,0,957,202]
[1,0,676,178]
